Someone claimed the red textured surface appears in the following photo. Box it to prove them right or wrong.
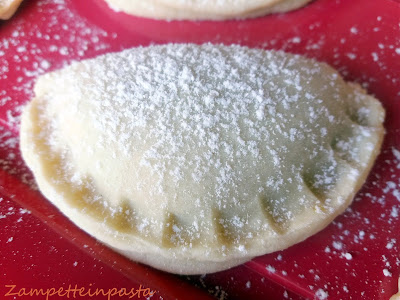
[0,0,400,299]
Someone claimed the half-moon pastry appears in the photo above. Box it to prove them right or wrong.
[104,0,312,20]
[20,44,385,274]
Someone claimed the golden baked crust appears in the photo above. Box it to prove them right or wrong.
[0,0,23,20]
[20,44,385,274]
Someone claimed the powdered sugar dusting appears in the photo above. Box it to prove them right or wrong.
[0,0,117,132]
[24,44,384,265]
[1,0,398,296]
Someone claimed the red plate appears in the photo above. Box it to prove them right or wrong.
[0,0,400,299]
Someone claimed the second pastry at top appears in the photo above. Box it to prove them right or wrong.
[104,0,313,20]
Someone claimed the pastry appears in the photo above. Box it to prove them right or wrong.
[20,44,385,274]
[0,0,23,20]
[104,0,312,20]
[390,278,400,300]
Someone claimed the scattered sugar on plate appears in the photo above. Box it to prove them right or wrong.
[0,0,399,298]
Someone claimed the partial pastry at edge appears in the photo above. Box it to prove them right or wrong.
[0,0,23,20]
[104,0,313,20]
